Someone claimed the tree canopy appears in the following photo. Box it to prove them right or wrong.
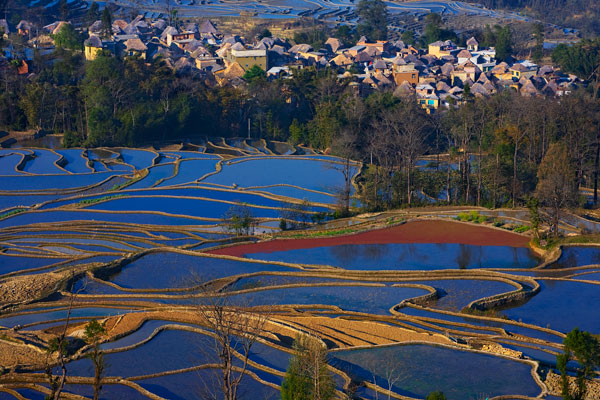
[356,0,388,41]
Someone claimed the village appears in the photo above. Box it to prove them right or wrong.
[0,13,585,115]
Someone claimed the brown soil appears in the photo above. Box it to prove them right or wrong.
[211,220,531,257]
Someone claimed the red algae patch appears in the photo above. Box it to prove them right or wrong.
[210,220,531,257]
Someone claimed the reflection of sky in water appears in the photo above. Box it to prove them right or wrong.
[330,344,541,399]
[503,279,600,334]
[247,243,539,270]
[550,246,600,268]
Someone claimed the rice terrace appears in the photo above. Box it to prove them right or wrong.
[0,140,599,400]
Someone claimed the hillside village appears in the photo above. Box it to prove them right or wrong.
[0,14,586,115]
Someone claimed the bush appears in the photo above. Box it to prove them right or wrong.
[513,225,531,233]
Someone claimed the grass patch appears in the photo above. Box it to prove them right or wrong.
[78,195,124,206]
[0,333,21,344]
[455,211,489,224]
[0,208,25,220]
[461,307,509,319]
[285,228,357,239]
[110,175,143,191]
[513,225,531,233]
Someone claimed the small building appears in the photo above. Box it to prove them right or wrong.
[0,19,9,37]
[84,36,104,61]
[510,62,538,79]
[16,20,33,37]
[123,38,148,59]
[226,48,268,71]
[428,40,456,58]
[466,37,479,52]
[356,40,390,54]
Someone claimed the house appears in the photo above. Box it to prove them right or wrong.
[16,20,34,37]
[466,37,479,52]
[392,58,419,86]
[123,38,148,59]
[428,40,456,58]
[325,38,343,54]
[356,39,390,54]
[84,36,104,60]
[167,32,196,48]
[0,19,9,37]
[226,48,268,71]
[510,62,538,79]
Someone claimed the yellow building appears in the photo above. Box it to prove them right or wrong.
[84,36,104,61]
[428,40,456,58]
[226,48,268,71]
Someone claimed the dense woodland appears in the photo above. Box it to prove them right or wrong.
[466,0,600,36]
[1,21,600,215]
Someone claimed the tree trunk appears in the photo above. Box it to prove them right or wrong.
[595,139,600,205]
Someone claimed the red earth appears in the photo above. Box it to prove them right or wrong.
[210,220,531,257]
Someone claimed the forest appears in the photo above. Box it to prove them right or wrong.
[1,45,599,214]
[466,0,600,36]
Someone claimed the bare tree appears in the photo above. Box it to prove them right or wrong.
[331,128,359,214]
[45,273,85,400]
[196,293,270,400]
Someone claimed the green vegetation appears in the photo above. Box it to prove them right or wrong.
[356,0,388,41]
[513,225,531,233]
[51,23,82,51]
[77,195,124,205]
[0,208,25,220]
[426,391,447,400]
[281,334,335,400]
[455,211,488,224]
[285,228,357,239]
[84,319,106,400]
[557,328,600,400]
[223,204,256,236]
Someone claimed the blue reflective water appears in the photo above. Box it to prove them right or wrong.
[550,246,600,268]
[504,279,600,333]
[330,344,541,399]
[247,243,539,270]
[106,252,300,289]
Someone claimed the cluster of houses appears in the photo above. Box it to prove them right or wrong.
[0,15,585,112]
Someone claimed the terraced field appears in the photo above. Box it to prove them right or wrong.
[0,138,599,400]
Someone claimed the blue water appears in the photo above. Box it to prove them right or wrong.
[126,164,176,189]
[0,254,66,275]
[56,149,93,173]
[22,149,65,174]
[156,158,220,186]
[118,148,157,170]
[504,279,600,333]
[246,243,539,270]
[330,344,541,399]
[0,171,121,191]
[550,246,600,268]
[225,284,426,315]
[0,153,26,175]
[106,251,300,289]
[201,158,350,195]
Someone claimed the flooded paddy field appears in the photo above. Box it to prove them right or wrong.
[0,140,598,399]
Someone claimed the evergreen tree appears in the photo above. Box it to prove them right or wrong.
[356,0,388,41]
[281,335,335,400]
[100,7,112,39]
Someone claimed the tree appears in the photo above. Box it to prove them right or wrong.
[222,204,256,236]
[557,328,600,400]
[58,0,69,20]
[258,28,272,39]
[87,2,100,25]
[426,391,447,400]
[242,65,266,83]
[424,13,442,44]
[495,26,513,62]
[84,319,106,400]
[196,294,269,400]
[356,0,388,41]
[52,23,82,51]
[281,334,335,400]
[100,7,112,39]
[331,128,359,214]
[401,30,415,46]
[532,22,544,64]
[536,142,577,235]
[527,197,541,240]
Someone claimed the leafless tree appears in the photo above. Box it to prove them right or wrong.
[195,292,270,400]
